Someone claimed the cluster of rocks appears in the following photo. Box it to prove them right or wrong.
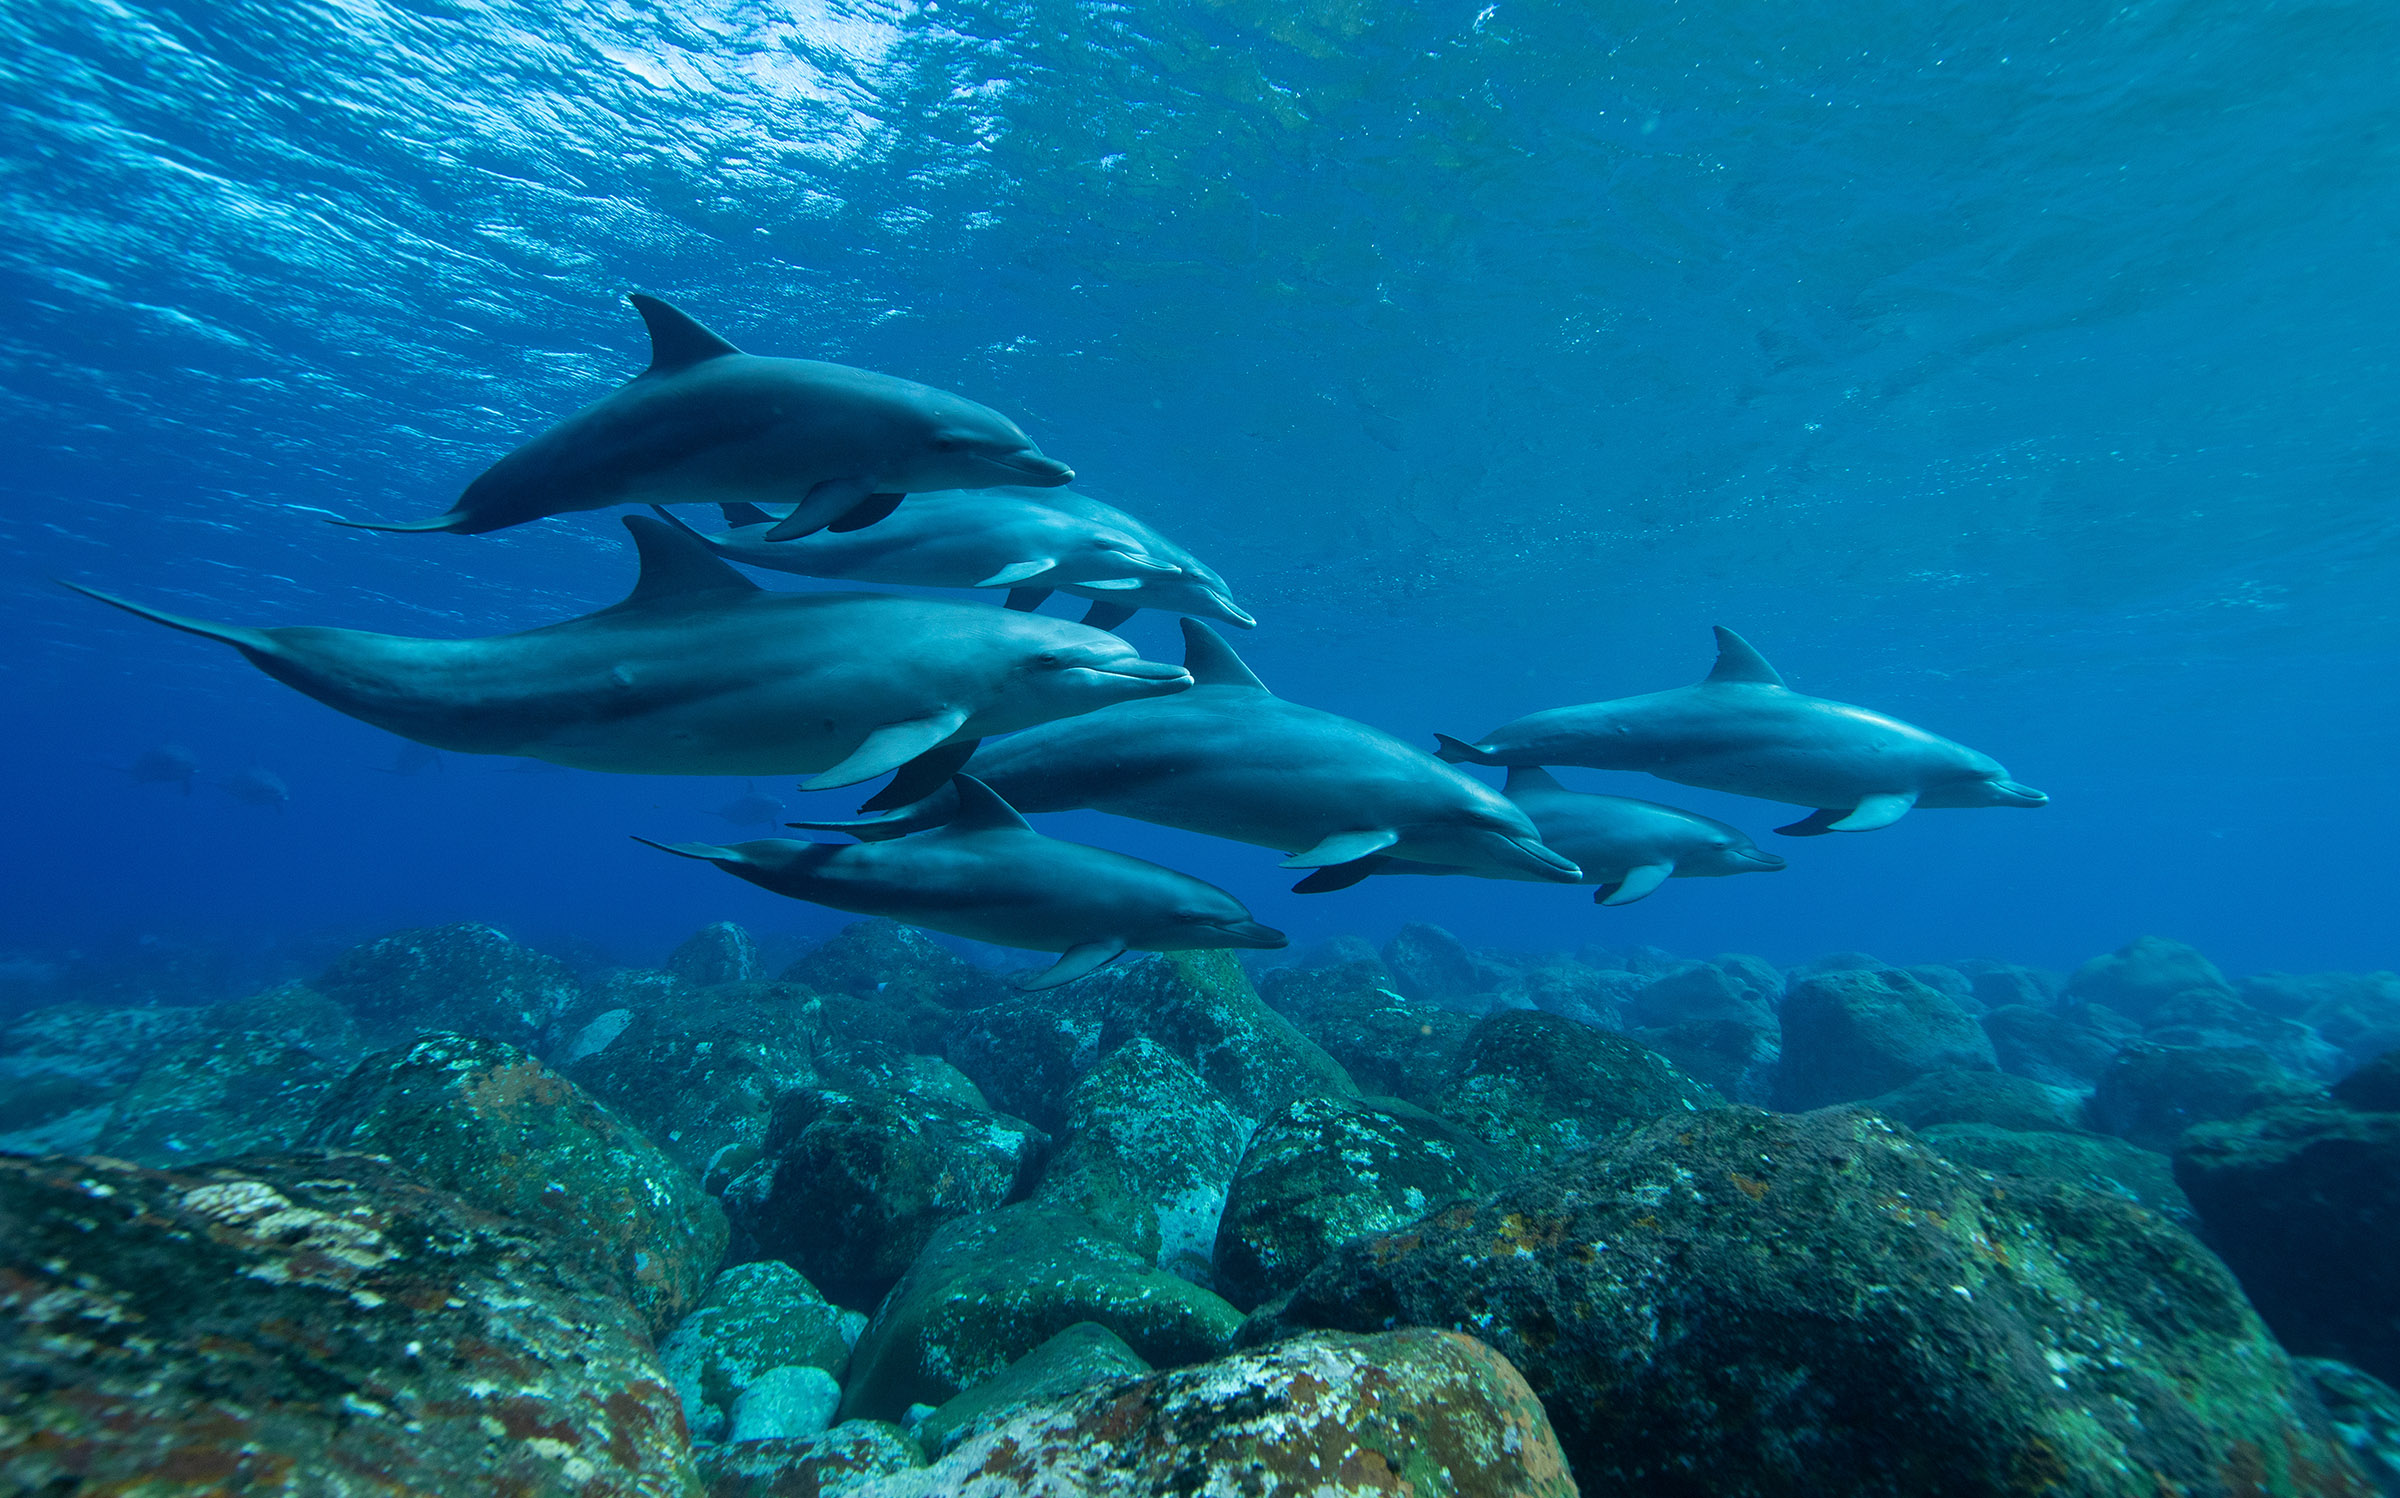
[1,916,2395,1495]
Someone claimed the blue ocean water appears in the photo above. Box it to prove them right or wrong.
[3,0,2396,985]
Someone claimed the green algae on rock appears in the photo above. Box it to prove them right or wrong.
[0,1151,701,1496]
[1431,1009,1718,1170]
[1774,965,1997,1109]
[839,1204,1243,1424]
[1869,1066,2091,1135]
[1258,959,1476,1107]
[301,1031,728,1335]
[313,921,582,1049]
[1919,1121,2194,1223]
[911,1321,1152,1458]
[783,918,1006,1011]
[92,1029,342,1167]
[1252,1105,2370,1498]
[563,981,825,1183]
[943,981,1111,1133]
[843,1329,1575,1498]
[2090,1041,2326,1152]
[659,1260,859,1442]
[1093,950,1356,1124]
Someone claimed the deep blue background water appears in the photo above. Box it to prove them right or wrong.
[3,0,2396,983]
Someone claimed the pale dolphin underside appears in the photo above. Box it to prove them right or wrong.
[63,516,1191,790]
[641,775,1286,989]
[1436,627,2048,836]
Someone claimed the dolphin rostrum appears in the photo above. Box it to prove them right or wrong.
[333,295,1073,540]
[655,486,1254,633]
[1436,627,2047,836]
[640,775,1287,989]
[790,620,1582,890]
[63,516,1191,788]
[1299,765,1787,902]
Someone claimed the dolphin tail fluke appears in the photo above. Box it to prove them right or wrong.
[59,581,276,654]
[324,513,471,533]
[1081,600,1137,632]
[630,835,737,862]
[858,738,979,813]
[1432,733,1499,766]
[1774,808,1844,837]
[1017,939,1129,991]
[1291,854,1391,894]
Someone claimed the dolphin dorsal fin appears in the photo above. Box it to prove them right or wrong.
[614,515,762,608]
[1180,618,1269,691]
[1503,765,1565,795]
[939,774,1032,834]
[1703,626,1786,688]
[628,294,743,376]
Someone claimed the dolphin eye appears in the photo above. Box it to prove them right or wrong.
[1036,652,1060,666]
[932,436,966,451]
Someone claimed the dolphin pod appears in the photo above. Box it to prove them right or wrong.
[66,515,1191,787]
[641,775,1286,989]
[1300,765,1788,904]
[333,296,1073,540]
[789,619,1584,891]
[1437,626,2048,836]
[653,486,1253,633]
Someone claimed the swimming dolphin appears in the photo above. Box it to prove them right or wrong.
[332,295,1073,540]
[219,766,290,810]
[114,744,197,793]
[640,775,1286,989]
[655,488,1253,633]
[1298,766,1787,902]
[1435,627,2047,836]
[789,620,1581,889]
[63,516,1191,788]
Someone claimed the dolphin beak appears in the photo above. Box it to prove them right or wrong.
[1990,779,2048,807]
[1735,848,1789,871]
[1205,590,1258,629]
[1210,920,1288,949]
[1503,835,1583,883]
[1082,662,1193,693]
[997,450,1076,486]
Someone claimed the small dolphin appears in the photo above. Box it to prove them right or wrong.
[641,775,1286,989]
[118,744,198,793]
[220,766,290,810]
[656,488,1253,632]
[1436,627,2047,836]
[1300,766,1787,902]
[790,620,1581,889]
[64,516,1191,787]
[333,295,1072,540]
[713,781,785,827]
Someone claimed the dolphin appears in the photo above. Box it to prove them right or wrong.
[1298,766,1787,902]
[63,515,1191,788]
[115,744,197,793]
[640,775,1287,989]
[219,766,290,810]
[654,487,1253,633]
[1435,627,2047,836]
[789,620,1582,890]
[332,295,1073,540]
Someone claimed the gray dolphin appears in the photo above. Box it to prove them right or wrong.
[333,295,1072,540]
[655,487,1253,633]
[790,620,1581,889]
[1301,766,1787,902]
[63,516,1191,787]
[640,775,1286,989]
[1436,627,2047,836]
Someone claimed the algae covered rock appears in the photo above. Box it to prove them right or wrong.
[2297,1359,2400,1497]
[1025,1038,1247,1278]
[944,982,1109,1132]
[854,1329,1575,1497]
[2333,1048,2400,1113]
[1868,1066,2089,1134]
[839,1204,1242,1423]
[301,1032,728,1333]
[2066,935,2234,1022]
[659,1260,859,1442]
[1095,951,1356,1123]
[1213,1094,1493,1308]
[203,981,366,1065]
[666,920,761,986]
[564,982,823,1184]
[1981,1001,2138,1088]
[0,999,207,1085]
[724,1081,1046,1309]
[313,921,581,1048]
[1431,1009,1717,1169]
[783,918,1002,1010]
[0,1152,700,1495]
[1918,1122,2193,1222]
[1637,1017,1781,1106]
[698,1420,924,1498]
[1775,965,1997,1109]
[1258,959,1474,1106]
[91,1030,342,1167]
[1254,1105,2367,1497]
[1630,958,1780,1029]
[912,1321,1151,1458]
[2089,1041,2325,1151]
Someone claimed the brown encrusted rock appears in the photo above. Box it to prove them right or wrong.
[302,1032,728,1334]
[840,1329,1574,1497]
[698,1420,924,1498]
[0,1151,701,1496]
[1252,1105,2370,1498]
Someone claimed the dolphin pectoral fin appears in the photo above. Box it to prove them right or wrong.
[1291,854,1391,894]
[1280,829,1402,869]
[631,835,738,863]
[1598,863,1674,906]
[1101,549,1180,573]
[1081,600,1138,632]
[59,581,276,655]
[1079,578,1144,589]
[802,711,973,791]
[324,512,469,533]
[857,737,979,813]
[719,502,777,527]
[977,560,1058,588]
[1432,733,1500,766]
[828,492,906,532]
[1774,808,1845,837]
[765,478,877,541]
[1018,939,1129,991]
[1005,588,1054,612]
[1829,791,1918,832]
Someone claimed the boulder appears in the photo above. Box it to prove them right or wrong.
[697,1421,924,1498]
[1981,1002,2137,1089]
[2088,1042,2325,1152]
[1629,960,1778,1029]
[1917,1123,2192,1222]
[1380,922,1493,1005]
[782,919,1002,1010]
[1433,1011,1717,1169]
[2245,972,2400,1070]
[1093,951,1355,1123]
[1773,966,1996,1110]
[2177,1104,2400,1387]
[2065,935,2233,1023]
[1636,1019,1781,1106]
[0,1071,116,1156]
[91,1031,342,1167]
[0,1152,698,1494]
[1257,960,1474,1106]
[202,981,366,1066]
[2295,1359,2400,1497]
[301,1032,728,1334]
[1783,950,1888,980]
[658,1260,859,1442]
[2333,1049,2400,1113]
[912,1321,1151,1458]
[666,920,761,986]
[944,983,1110,1133]
[839,1205,1242,1423]
[313,922,581,1049]
[1025,1039,1247,1279]
[1902,963,1979,1009]
[1966,962,2061,1011]
[0,1000,207,1085]
[2145,988,2345,1080]
[1516,958,1638,1030]
[1254,1105,2366,1497]
[849,1330,1574,1498]
[1867,1067,2088,1134]
[730,1366,843,1443]
[723,1082,1045,1310]
[1214,1095,1493,1309]
[564,983,823,1184]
